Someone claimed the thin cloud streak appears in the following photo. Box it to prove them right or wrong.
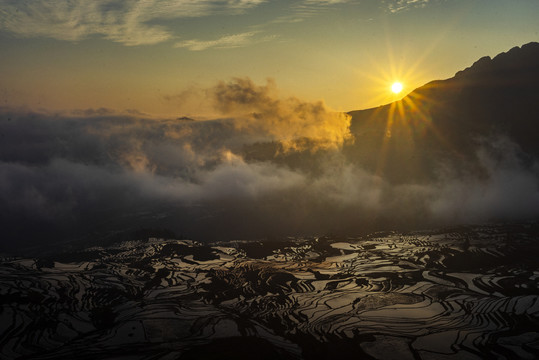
[385,0,431,13]
[174,31,273,51]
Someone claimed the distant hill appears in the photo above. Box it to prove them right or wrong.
[345,42,539,184]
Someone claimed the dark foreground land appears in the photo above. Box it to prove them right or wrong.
[1,222,539,359]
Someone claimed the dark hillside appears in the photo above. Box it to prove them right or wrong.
[346,42,539,184]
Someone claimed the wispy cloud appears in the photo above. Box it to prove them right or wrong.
[385,0,430,13]
[0,0,437,49]
[0,0,361,46]
[290,0,351,19]
[174,31,274,51]
[0,0,267,46]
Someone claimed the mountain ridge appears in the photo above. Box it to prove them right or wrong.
[345,41,539,184]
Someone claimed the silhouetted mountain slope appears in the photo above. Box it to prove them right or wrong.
[346,42,539,184]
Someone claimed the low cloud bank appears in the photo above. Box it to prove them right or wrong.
[211,78,351,151]
[1,79,538,251]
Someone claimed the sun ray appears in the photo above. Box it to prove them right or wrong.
[352,21,474,184]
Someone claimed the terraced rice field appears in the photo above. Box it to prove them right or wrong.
[1,223,539,359]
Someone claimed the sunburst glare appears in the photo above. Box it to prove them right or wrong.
[391,82,403,94]
[352,45,455,181]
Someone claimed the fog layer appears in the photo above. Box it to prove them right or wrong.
[1,78,538,250]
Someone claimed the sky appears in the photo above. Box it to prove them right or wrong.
[1,0,539,117]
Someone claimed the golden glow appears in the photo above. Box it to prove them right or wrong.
[391,82,403,94]
[350,36,458,184]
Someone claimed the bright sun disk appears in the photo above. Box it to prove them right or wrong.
[391,82,403,94]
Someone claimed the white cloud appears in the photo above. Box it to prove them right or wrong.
[174,31,272,51]
[385,0,430,13]
[0,0,267,46]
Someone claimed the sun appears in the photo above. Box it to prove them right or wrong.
[391,82,403,94]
